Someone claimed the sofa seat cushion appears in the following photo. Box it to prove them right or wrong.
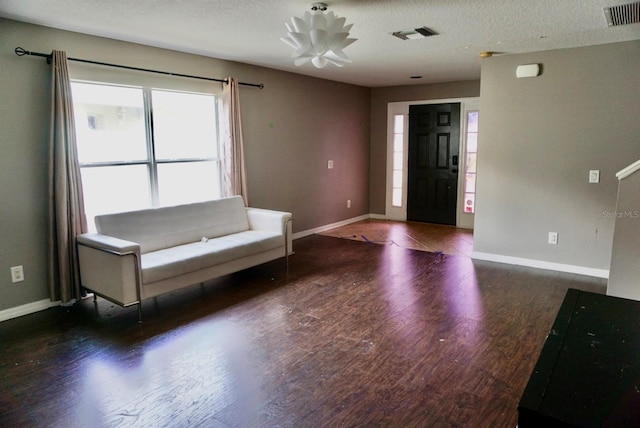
[141,230,283,284]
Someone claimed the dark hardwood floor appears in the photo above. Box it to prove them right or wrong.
[0,231,606,427]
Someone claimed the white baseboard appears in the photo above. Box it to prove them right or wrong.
[0,298,60,322]
[292,214,372,240]
[471,251,609,279]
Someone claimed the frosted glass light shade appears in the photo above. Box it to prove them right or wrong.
[281,8,356,68]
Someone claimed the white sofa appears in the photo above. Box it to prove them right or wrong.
[76,196,292,321]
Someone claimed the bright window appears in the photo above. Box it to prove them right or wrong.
[464,111,479,213]
[392,114,405,207]
[71,82,222,230]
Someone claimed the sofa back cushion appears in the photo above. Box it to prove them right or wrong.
[95,196,249,253]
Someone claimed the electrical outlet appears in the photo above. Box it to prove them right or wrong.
[328,160,334,169]
[347,199,351,208]
[589,170,600,183]
[548,232,558,245]
[10,265,24,283]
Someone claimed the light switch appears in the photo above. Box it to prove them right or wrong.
[328,160,334,169]
[589,170,600,183]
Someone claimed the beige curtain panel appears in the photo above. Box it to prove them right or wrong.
[221,77,249,206]
[47,50,87,304]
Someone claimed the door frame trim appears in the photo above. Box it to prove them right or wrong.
[385,97,479,228]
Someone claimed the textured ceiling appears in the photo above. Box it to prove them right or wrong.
[2,0,639,87]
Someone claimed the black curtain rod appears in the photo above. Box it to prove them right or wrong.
[14,47,264,89]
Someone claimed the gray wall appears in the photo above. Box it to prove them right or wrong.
[607,170,640,300]
[0,18,371,311]
[368,81,481,214]
[473,41,640,272]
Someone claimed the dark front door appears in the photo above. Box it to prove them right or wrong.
[407,103,460,225]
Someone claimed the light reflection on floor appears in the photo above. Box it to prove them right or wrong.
[323,218,480,325]
[78,320,260,426]
[347,220,485,349]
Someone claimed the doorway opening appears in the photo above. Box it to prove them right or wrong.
[385,98,479,229]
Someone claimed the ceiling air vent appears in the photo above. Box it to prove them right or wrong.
[604,1,640,26]
[391,26,438,40]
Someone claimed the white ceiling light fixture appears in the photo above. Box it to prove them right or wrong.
[281,2,357,69]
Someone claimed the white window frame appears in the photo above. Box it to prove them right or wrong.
[462,109,479,215]
[72,80,223,227]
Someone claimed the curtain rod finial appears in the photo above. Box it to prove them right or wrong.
[15,47,28,56]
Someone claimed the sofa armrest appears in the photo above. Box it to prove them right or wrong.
[245,208,292,234]
[246,208,293,256]
[76,233,142,307]
[77,233,141,255]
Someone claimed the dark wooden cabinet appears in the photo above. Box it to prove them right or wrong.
[518,289,640,427]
